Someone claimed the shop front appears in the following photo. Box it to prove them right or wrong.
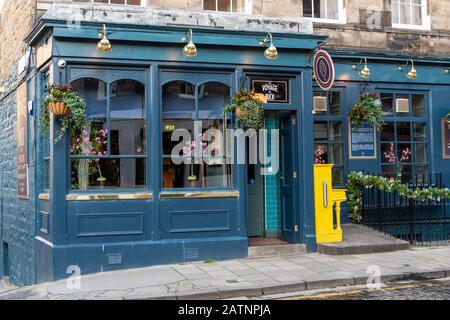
[313,53,450,224]
[28,15,325,282]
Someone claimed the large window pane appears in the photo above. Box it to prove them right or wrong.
[397,122,411,141]
[392,0,425,26]
[412,94,425,117]
[71,78,108,156]
[162,80,231,189]
[380,122,395,141]
[198,82,230,120]
[329,122,342,141]
[70,77,147,190]
[163,162,232,189]
[71,158,146,190]
[314,122,328,140]
[381,93,394,115]
[110,80,145,156]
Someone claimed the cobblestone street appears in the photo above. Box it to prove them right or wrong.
[273,278,450,300]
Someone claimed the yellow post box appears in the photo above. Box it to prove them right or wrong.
[314,164,347,243]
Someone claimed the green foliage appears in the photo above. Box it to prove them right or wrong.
[347,171,450,222]
[349,93,385,132]
[203,258,215,264]
[40,83,87,143]
[225,88,265,130]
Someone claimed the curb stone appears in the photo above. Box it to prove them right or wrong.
[305,277,356,291]
[164,269,450,300]
[219,287,263,300]
[262,281,306,296]
[177,288,220,300]
[407,270,447,281]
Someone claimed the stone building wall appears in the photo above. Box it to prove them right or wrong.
[316,0,450,56]
[37,0,450,57]
[0,0,38,285]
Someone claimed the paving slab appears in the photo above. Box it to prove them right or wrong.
[1,245,450,300]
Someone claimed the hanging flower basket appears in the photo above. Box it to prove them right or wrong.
[349,93,385,132]
[224,89,267,131]
[40,83,87,143]
[48,101,69,117]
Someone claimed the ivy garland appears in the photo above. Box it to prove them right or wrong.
[347,171,450,223]
[40,84,87,143]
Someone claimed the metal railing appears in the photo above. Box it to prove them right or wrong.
[360,172,449,245]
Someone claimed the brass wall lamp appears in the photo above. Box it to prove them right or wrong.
[260,33,278,60]
[182,29,198,57]
[398,59,417,80]
[97,24,112,53]
[352,57,370,79]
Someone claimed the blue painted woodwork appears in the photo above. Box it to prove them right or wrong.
[27,19,324,283]
[0,18,446,284]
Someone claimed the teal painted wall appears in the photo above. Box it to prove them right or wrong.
[264,115,281,233]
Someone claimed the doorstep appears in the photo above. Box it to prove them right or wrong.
[318,224,410,255]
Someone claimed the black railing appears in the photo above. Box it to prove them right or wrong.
[361,172,449,245]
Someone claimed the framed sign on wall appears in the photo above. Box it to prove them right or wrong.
[348,119,377,160]
[442,118,450,159]
[16,82,29,199]
[252,80,289,103]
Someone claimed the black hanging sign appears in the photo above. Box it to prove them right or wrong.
[252,80,289,103]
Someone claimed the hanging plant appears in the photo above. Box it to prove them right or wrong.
[349,93,385,131]
[224,88,266,131]
[40,83,87,143]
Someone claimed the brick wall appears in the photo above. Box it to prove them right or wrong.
[0,0,37,285]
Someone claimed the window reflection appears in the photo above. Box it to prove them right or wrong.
[162,81,232,189]
[70,77,147,190]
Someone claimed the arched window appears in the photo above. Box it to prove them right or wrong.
[162,81,232,189]
[70,78,146,190]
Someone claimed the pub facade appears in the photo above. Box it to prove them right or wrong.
[0,1,450,285]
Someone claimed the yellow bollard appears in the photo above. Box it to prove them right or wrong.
[314,164,347,243]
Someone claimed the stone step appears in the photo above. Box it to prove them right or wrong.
[248,244,307,257]
[317,224,410,255]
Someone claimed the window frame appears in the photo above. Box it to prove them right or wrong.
[377,90,431,184]
[313,88,347,187]
[161,79,235,191]
[303,0,347,24]
[69,77,148,192]
[202,0,253,14]
[391,0,431,31]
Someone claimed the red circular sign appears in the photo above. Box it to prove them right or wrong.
[314,50,335,91]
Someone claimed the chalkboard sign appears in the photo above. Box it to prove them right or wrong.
[252,80,288,103]
[442,119,450,159]
[348,120,377,160]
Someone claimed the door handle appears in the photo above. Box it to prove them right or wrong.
[323,181,328,208]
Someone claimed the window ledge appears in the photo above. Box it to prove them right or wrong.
[391,23,431,31]
[160,191,240,199]
[66,193,153,201]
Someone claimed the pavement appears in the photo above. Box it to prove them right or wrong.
[1,246,450,300]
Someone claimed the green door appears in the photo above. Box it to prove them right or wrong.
[247,163,264,237]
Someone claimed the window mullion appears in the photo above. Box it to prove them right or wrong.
[107,82,111,156]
